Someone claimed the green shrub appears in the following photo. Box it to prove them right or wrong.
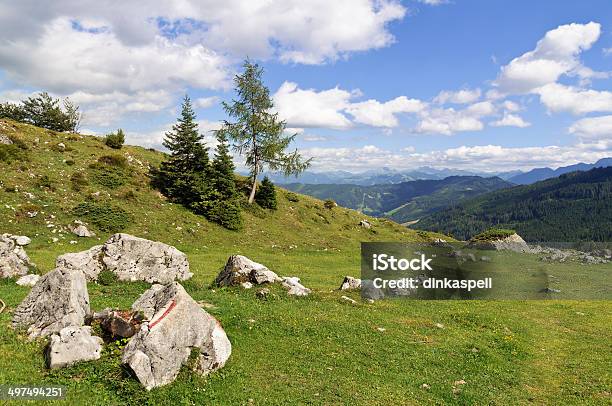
[470,228,516,242]
[88,162,128,189]
[323,199,337,209]
[70,172,88,191]
[97,154,128,168]
[72,201,132,232]
[208,200,243,230]
[65,159,75,166]
[104,129,125,149]
[285,192,300,202]
[0,135,29,163]
[3,184,16,192]
[119,188,137,201]
[97,270,118,286]
[255,176,277,210]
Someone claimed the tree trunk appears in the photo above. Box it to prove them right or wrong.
[248,173,257,204]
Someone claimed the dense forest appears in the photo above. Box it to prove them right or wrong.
[283,176,512,222]
[415,167,612,242]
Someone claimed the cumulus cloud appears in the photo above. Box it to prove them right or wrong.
[345,96,426,127]
[418,0,449,5]
[536,83,612,115]
[490,113,531,128]
[568,115,612,140]
[434,88,481,104]
[194,96,220,109]
[273,81,354,129]
[415,101,496,135]
[302,142,611,172]
[494,22,601,94]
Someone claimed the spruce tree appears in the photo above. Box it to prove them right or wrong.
[255,176,277,210]
[218,60,311,204]
[155,95,210,206]
[206,130,242,230]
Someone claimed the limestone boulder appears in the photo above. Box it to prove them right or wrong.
[56,245,104,281]
[12,267,90,338]
[466,233,530,253]
[281,276,311,296]
[102,234,192,283]
[69,221,95,238]
[122,283,231,390]
[215,255,280,287]
[55,234,192,284]
[46,326,103,369]
[0,234,32,278]
[339,276,361,290]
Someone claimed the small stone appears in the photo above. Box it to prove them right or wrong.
[281,276,311,296]
[15,236,32,246]
[421,383,431,389]
[339,276,361,290]
[341,295,357,304]
[256,288,270,299]
[435,323,445,329]
[241,282,253,289]
[16,274,40,287]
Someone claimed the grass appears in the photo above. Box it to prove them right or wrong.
[0,119,610,405]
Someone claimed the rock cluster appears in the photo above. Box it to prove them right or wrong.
[0,234,33,278]
[56,233,192,283]
[122,283,231,390]
[466,233,530,253]
[215,255,312,296]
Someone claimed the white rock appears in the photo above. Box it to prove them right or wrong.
[215,255,280,286]
[122,283,231,390]
[46,326,103,369]
[16,274,40,287]
[15,236,32,246]
[341,295,357,304]
[70,223,95,238]
[241,282,253,289]
[466,233,530,253]
[339,276,361,290]
[281,276,311,296]
[0,234,32,278]
[12,267,90,338]
[56,245,104,281]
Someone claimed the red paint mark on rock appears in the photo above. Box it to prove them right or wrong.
[149,299,177,329]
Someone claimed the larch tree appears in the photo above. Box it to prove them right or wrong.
[218,60,311,204]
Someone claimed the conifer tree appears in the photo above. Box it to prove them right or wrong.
[205,130,243,229]
[255,176,277,210]
[218,60,311,204]
[155,95,210,206]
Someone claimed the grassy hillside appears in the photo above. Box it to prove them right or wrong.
[0,119,610,405]
[283,176,512,222]
[415,167,612,242]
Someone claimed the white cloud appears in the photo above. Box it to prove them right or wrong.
[302,134,328,142]
[501,100,521,112]
[301,142,611,172]
[536,83,612,115]
[604,48,612,56]
[415,101,496,135]
[434,88,481,104]
[194,96,219,109]
[494,22,601,94]
[568,115,612,140]
[490,113,531,128]
[345,96,426,127]
[418,0,449,5]
[273,81,354,129]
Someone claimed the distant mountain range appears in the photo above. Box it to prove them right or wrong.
[507,157,612,184]
[415,166,612,242]
[262,166,520,186]
[283,176,512,223]
[260,157,612,186]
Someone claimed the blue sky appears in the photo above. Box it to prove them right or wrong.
[0,0,610,172]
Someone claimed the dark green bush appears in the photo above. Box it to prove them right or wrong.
[97,270,118,286]
[65,159,75,166]
[323,199,337,209]
[72,201,132,232]
[285,192,300,202]
[36,175,53,189]
[470,228,516,242]
[255,177,277,210]
[88,162,128,189]
[0,135,29,163]
[97,154,128,168]
[208,200,243,230]
[104,129,125,149]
